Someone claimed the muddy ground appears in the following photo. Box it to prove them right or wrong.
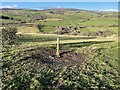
[22,49,86,69]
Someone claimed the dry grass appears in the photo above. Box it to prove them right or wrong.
[17,26,40,33]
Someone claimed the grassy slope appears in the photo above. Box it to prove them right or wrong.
[17,26,40,33]
[2,34,119,89]
[1,9,118,34]
[1,9,119,89]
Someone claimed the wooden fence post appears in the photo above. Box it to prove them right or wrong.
[56,37,60,57]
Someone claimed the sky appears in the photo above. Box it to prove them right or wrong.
[1,0,119,2]
[0,2,118,11]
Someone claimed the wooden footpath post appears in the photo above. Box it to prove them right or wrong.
[56,37,60,57]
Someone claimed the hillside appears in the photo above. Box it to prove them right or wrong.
[1,8,118,36]
[1,8,119,90]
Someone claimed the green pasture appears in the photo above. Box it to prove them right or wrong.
[78,27,118,34]
[81,17,118,26]
[1,9,119,89]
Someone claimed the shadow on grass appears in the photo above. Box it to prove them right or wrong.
[62,41,114,48]
[16,34,96,43]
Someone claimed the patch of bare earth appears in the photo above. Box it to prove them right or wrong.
[23,49,86,68]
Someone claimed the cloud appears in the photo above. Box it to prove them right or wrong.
[103,9,118,12]
[33,6,63,10]
[0,5,18,8]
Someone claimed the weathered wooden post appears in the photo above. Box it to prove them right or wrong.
[56,37,60,57]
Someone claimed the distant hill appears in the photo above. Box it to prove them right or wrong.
[1,7,118,36]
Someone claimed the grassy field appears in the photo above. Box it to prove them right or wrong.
[2,33,119,89]
[1,8,119,89]
[81,18,118,26]
[17,26,40,33]
[1,9,118,35]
